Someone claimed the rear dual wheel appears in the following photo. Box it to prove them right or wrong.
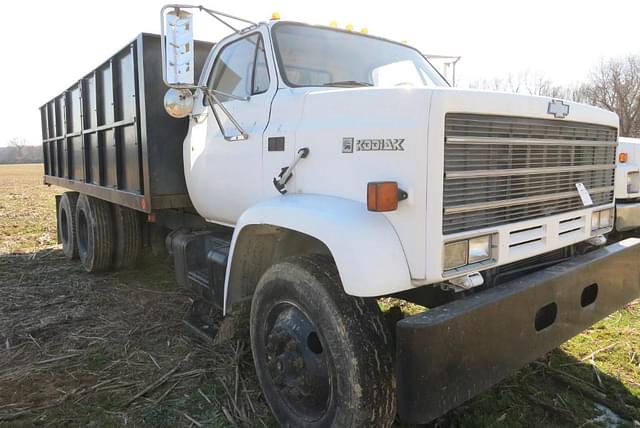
[75,194,114,272]
[112,204,142,269]
[59,192,79,259]
[74,195,141,272]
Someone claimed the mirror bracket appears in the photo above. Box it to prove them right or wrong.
[161,4,255,139]
[160,4,256,89]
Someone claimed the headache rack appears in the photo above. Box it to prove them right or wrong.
[442,113,617,235]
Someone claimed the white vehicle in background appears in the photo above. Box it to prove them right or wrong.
[38,5,640,426]
[615,137,640,232]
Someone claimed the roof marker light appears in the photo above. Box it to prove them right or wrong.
[271,12,280,20]
[360,27,369,34]
[329,20,338,27]
[345,23,353,31]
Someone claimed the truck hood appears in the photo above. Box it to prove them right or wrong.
[301,86,619,130]
[427,87,619,129]
[292,85,619,283]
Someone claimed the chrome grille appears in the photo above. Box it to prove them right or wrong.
[443,114,617,234]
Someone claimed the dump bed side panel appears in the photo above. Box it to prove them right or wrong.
[138,34,213,210]
[40,33,214,213]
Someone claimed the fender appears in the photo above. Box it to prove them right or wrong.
[223,194,413,313]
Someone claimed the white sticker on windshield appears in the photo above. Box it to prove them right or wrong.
[575,182,593,206]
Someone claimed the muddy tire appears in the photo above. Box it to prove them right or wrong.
[58,191,79,259]
[75,194,114,272]
[250,255,396,427]
[112,204,141,269]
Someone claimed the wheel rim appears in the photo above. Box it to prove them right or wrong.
[60,208,69,245]
[77,209,88,258]
[263,302,332,420]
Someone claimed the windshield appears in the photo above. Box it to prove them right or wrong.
[272,23,448,88]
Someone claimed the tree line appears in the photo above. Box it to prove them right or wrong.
[0,138,43,164]
[471,54,640,137]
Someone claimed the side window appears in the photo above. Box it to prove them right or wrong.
[207,34,270,102]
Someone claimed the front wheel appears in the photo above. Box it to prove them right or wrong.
[250,255,396,427]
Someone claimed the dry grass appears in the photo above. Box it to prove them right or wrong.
[0,164,273,427]
[0,164,639,427]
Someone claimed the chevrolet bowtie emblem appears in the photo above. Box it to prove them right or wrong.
[547,99,570,119]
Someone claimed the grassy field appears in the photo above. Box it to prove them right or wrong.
[0,163,639,427]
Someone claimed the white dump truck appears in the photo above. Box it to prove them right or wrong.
[615,137,640,232]
[39,5,640,426]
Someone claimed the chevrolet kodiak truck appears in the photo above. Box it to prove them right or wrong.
[39,5,640,426]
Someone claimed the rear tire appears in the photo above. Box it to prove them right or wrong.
[250,255,396,428]
[75,194,114,272]
[112,205,141,269]
[58,192,79,259]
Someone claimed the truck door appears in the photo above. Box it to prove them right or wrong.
[186,29,276,225]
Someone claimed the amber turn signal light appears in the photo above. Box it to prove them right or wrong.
[367,181,408,212]
[619,152,628,163]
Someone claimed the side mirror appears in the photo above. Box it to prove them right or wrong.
[163,8,194,86]
[164,88,194,118]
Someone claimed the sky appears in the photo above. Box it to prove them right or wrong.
[1,0,639,147]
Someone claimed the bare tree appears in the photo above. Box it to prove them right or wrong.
[471,69,567,98]
[8,137,26,149]
[8,137,27,161]
[577,55,640,137]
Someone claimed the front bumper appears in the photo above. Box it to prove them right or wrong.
[396,238,640,424]
[616,200,640,231]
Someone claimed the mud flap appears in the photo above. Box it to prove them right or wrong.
[396,238,640,424]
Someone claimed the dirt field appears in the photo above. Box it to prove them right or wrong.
[1,163,639,427]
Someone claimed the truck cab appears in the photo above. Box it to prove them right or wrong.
[615,137,640,232]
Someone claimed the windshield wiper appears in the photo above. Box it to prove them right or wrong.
[320,80,373,87]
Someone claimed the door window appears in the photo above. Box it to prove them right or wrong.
[208,34,270,101]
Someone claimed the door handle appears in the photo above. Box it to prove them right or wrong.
[273,148,310,194]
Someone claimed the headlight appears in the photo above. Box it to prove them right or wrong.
[468,235,491,264]
[599,209,612,228]
[592,208,613,231]
[444,234,493,271]
[443,240,468,270]
[591,213,600,230]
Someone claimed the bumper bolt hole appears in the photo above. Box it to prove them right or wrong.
[535,302,557,331]
[581,283,599,307]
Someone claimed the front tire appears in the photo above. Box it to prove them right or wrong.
[250,255,396,428]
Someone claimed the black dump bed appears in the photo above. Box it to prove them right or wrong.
[40,33,213,213]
